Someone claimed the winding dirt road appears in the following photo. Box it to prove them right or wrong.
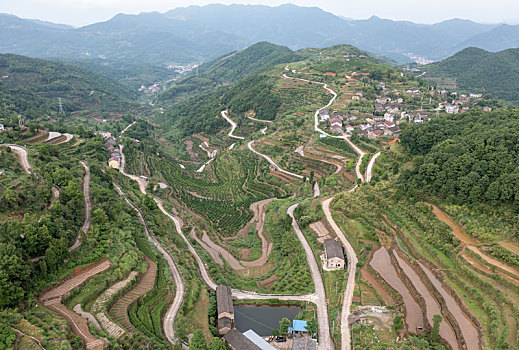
[221,110,245,140]
[2,144,32,174]
[248,140,304,179]
[287,203,332,350]
[282,73,366,182]
[365,152,381,183]
[113,183,184,345]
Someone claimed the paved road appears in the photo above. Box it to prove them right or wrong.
[322,198,358,350]
[287,203,332,350]
[113,183,184,346]
[69,161,91,252]
[248,140,304,179]
[365,152,381,183]
[2,144,32,174]
[221,110,245,140]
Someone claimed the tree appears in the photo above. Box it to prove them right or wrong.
[431,314,442,341]
[279,317,291,335]
[207,338,226,350]
[0,324,16,349]
[0,243,30,307]
[189,329,207,350]
[306,318,318,336]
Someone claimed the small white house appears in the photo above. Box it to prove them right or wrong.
[323,239,345,270]
[445,104,459,114]
[0,124,4,131]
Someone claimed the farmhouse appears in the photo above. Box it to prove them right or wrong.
[318,109,330,122]
[223,329,261,350]
[293,337,317,350]
[323,239,345,270]
[445,104,459,114]
[108,157,120,169]
[217,285,234,335]
[243,330,276,350]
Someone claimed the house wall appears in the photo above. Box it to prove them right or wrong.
[218,311,234,320]
[327,257,345,269]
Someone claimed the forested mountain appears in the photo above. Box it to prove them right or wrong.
[424,47,519,104]
[400,109,519,212]
[0,4,514,65]
[0,54,136,118]
[451,24,519,54]
[162,42,301,101]
[430,18,497,42]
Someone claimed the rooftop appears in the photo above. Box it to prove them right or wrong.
[223,329,261,350]
[243,330,276,350]
[293,337,317,350]
[324,239,344,260]
[216,285,234,316]
[289,319,308,333]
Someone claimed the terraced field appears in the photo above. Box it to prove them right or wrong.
[109,256,157,333]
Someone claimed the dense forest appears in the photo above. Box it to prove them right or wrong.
[162,41,300,102]
[399,109,519,210]
[0,54,137,118]
[424,47,519,104]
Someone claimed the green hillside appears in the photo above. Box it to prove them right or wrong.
[400,109,519,214]
[424,47,519,104]
[0,54,137,118]
[162,42,301,102]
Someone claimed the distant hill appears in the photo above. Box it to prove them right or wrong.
[424,47,519,104]
[430,18,497,42]
[0,4,515,67]
[162,41,301,102]
[449,24,519,54]
[0,54,136,118]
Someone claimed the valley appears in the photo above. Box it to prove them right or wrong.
[0,36,518,350]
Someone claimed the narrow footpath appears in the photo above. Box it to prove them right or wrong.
[69,161,91,252]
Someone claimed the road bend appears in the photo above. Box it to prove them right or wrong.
[69,161,91,252]
[221,110,245,140]
[2,144,32,174]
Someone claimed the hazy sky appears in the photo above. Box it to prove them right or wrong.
[1,0,518,27]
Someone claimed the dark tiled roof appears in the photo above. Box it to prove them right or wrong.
[223,329,261,350]
[324,239,344,260]
[218,317,232,331]
[293,337,317,350]
[217,285,234,316]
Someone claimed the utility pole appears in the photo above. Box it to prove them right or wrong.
[58,97,64,114]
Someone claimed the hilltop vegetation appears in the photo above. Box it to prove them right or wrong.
[400,109,519,236]
[0,54,136,118]
[424,47,519,104]
[162,42,301,102]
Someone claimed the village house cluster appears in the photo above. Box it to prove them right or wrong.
[317,79,492,141]
[94,131,122,169]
